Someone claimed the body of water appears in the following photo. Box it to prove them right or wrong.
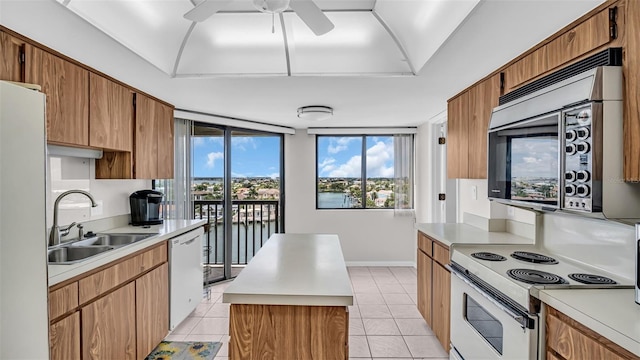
[318,192,356,208]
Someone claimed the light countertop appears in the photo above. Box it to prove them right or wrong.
[415,223,535,247]
[222,233,354,306]
[539,288,640,357]
[48,219,206,286]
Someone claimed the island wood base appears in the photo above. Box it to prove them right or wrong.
[229,304,349,360]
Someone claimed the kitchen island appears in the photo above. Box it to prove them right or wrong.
[223,233,353,360]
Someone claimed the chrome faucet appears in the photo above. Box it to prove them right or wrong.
[49,190,98,247]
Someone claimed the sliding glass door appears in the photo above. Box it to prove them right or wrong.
[191,124,283,284]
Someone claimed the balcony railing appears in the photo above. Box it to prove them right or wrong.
[194,200,280,266]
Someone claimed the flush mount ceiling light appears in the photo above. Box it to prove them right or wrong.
[297,106,333,121]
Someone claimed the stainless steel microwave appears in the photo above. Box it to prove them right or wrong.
[487,66,640,220]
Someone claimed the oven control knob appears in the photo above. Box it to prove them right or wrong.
[566,143,577,155]
[565,171,577,182]
[577,127,590,140]
[566,129,577,142]
[576,170,591,182]
[576,184,591,197]
[576,142,590,154]
[565,184,577,196]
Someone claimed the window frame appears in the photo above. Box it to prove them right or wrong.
[315,134,412,210]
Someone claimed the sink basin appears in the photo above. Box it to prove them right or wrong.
[48,246,114,264]
[71,233,157,247]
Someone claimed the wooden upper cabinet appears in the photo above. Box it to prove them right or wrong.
[89,73,133,152]
[0,31,25,82]
[134,94,174,179]
[624,0,640,181]
[26,45,89,146]
[134,94,159,179]
[504,5,616,92]
[468,74,501,179]
[157,101,174,179]
[447,91,469,179]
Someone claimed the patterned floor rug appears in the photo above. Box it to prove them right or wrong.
[145,341,222,360]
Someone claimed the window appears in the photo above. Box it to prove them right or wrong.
[316,134,414,209]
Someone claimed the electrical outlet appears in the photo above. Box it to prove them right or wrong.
[90,200,103,216]
[471,186,477,200]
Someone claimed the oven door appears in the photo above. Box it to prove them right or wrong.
[450,270,538,360]
[487,111,561,210]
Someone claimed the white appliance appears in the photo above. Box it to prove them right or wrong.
[169,226,204,330]
[448,244,633,359]
[0,81,50,359]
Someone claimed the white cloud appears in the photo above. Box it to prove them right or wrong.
[511,138,558,178]
[193,137,205,147]
[328,137,358,154]
[232,137,257,151]
[366,140,394,177]
[326,155,362,177]
[318,158,335,168]
[206,152,224,168]
[268,172,280,179]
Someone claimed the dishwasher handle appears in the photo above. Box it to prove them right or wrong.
[182,238,196,246]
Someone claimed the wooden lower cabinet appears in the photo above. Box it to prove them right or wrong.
[416,231,450,353]
[83,282,137,360]
[432,262,451,351]
[546,306,639,360]
[49,241,171,360]
[136,263,169,360]
[417,249,432,325]
[229,304,348,360]
[49,312,80,360]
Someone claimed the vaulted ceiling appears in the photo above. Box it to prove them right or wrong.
[0,0,605,129]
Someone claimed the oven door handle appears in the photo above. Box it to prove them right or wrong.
[448,265,532,329]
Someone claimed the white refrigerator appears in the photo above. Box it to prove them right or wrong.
[0,81,50,359]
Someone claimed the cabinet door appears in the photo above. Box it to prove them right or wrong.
[136,263,169,360]
[157,101,174,179]
[624,0,640,181]
[447,92,469,179]
[82,282,136,360]
[50,312,80,360]
[27,46,89,146]
[432,262,450,353]
[0,31,25,82]
[468,75,501,179]
[89,73,133,151]
[134,93,159,179]
[417,249,433,327]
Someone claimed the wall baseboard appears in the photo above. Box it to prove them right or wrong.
[345,261,416,268]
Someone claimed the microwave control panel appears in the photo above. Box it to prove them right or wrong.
[564,105,594,212]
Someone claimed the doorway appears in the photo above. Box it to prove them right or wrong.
[191,123,284,284]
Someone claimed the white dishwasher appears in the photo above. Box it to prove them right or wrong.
[169,227,204,330]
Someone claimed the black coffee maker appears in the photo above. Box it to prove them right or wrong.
[130,190,164,226]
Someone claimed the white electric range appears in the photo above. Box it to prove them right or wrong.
[448,243,633,360]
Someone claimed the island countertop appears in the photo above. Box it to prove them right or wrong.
[222,233,354,306]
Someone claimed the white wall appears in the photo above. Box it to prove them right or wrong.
[47,155,151,230]
[284,131,416,265]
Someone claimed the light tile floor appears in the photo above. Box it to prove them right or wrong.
[165,266,448,360]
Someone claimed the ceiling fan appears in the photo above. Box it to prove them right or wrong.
[184,0,335,36]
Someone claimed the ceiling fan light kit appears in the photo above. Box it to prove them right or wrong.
[297,106,333,121]
[252,0,290,13]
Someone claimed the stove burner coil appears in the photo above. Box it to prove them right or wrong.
[471,252,507,261]
[510,251,558,264]
[568,273,617,285]
[507,269,567,285]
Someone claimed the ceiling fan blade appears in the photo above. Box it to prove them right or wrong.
[184,0,234,22]
[289,0,335,36]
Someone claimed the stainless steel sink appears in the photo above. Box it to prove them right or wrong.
[48,246,114,264]
[71,233,157,247]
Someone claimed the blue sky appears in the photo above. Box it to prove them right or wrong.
[192,136,281,178]
[317,136,394,178]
